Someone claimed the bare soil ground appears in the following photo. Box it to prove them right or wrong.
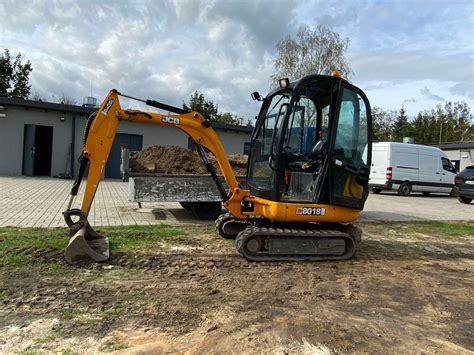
[130,145,247,175]
[0,222,473,354]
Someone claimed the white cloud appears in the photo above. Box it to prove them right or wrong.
[420,87,445,102]
[0,0,472,120]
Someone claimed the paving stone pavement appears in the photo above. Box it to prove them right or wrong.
[0,176,472,228]
[0,176,206,228]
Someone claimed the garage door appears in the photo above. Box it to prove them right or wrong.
[105,133,143,178]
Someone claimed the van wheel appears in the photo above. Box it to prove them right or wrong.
[458,195,472,204]
[449,188,456,197]
[398,182,412,196]
[371,188,382,194]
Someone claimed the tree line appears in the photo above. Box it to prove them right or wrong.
[372,102,473,144]
[183,90,251,126]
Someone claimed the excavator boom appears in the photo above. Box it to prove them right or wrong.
[63,90,245,263]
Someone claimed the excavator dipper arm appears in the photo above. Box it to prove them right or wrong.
[63,90,246,263]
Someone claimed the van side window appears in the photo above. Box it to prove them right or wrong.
[441,157,455,173]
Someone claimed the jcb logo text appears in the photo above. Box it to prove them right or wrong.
[161,117,180,125]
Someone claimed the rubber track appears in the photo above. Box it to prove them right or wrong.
[235,226,357,262]
[215,213,249,239]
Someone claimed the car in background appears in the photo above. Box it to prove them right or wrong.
[454,165,474,204]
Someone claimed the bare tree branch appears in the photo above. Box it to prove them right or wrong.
[271,25,352,86]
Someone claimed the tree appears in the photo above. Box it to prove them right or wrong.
[371,101,473,144]
[447,101,473,142]
[271,25,352,84]
[0,49,33,98]
[183,90,219,121]
[53,93,76,105]
[218,112,242,125]
[392,106,411,142]
[29,90,45,102]
[371,107,396,141]
[396,101,473,144]
[183,90,241,125]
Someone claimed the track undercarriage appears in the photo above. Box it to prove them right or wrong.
[215,213,361,262]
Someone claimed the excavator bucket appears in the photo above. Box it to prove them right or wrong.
[63,209,109,264]
[65,223,109,264]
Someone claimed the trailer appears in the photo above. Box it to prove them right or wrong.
[128,174,246,220]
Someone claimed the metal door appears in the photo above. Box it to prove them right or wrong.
[439,157,456,193]
[22,124,36,176]
[105,133,143,178]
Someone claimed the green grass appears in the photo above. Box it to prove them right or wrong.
[101,337,128,352]
[58,309,87,321]
[0,254,31,266]
[102,303,126,320]
[1,221,470,268]
[102,224,187,252]
[0,227,68,250]
[363,220,474,237]
[0,224,188,267]
[408,221,474,236]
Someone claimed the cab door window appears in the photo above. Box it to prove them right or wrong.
[331,87,371,209]
[247,92,290,191]
[334,90,368,165]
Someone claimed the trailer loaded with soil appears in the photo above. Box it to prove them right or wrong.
[127,145,247,220]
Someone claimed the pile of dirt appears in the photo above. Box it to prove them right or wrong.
[129,145,247,176]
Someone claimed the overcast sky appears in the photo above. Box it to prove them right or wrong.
[1,0,473,120]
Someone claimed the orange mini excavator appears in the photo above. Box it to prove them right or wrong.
[63,72,372,264]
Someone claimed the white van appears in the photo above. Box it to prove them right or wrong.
[369,142,457,196]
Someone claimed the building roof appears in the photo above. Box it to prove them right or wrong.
[0,96,95,114]
[431,142,474,150]
[0,96,253,133]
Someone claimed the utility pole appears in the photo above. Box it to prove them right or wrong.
[439,120,442,144]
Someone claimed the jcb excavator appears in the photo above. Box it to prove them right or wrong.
[63,72,372,264]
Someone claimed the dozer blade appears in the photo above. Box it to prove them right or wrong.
[63,209,109,265]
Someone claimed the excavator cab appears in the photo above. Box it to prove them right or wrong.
[247,74,371,210]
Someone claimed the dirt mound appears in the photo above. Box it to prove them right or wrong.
[130,145,247,176]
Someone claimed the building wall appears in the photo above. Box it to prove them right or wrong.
[459,149,474,171]
[118,120,188,149]
[71,117,188,175]
[443,149,474,171]
[214,129,251,155]
[0,105,251,177]
[0,106,76,176]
